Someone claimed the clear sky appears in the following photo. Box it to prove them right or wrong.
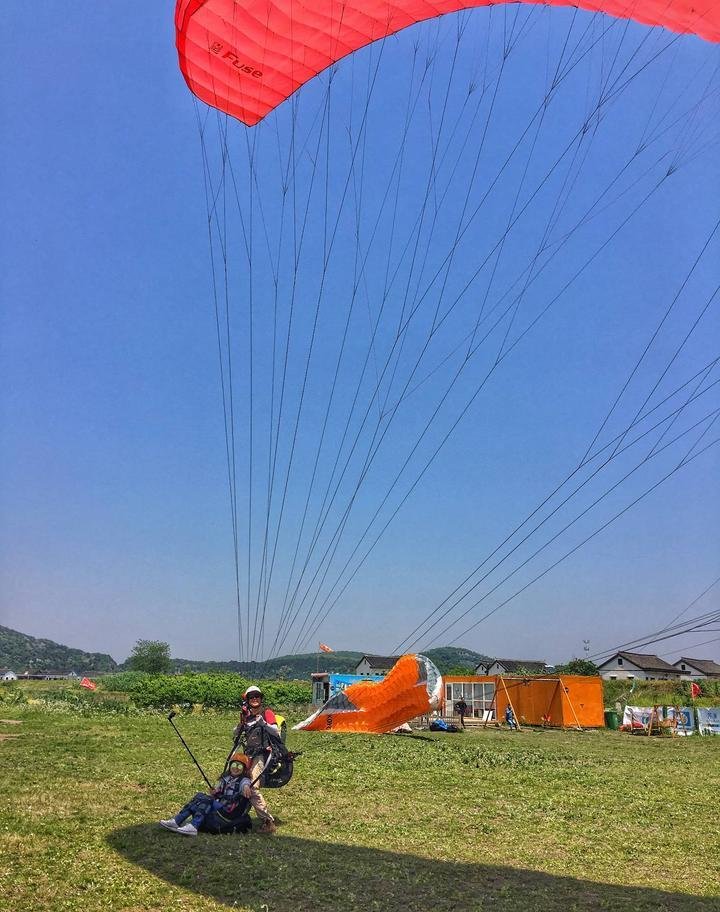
[1,2,718,666]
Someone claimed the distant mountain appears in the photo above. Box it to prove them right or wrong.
[170,646,490,678]
[0,625,118,674]
[423,646,492,672]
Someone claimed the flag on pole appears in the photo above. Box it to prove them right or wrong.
[80,677,97,691]
[318,643,334,653]
[690,682,701,699]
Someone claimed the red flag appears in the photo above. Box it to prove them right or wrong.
[318,643,334,653]
[690,682,701,699]
[80,677,97,691]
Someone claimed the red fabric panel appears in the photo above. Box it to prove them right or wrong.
[176,0,720,126]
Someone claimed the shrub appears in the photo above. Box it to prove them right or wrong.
[100,672,311,710]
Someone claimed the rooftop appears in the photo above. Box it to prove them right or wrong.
[359,655,401,668]
[676,657,720,676]
[479,659,548,673]
[600,651,678,673]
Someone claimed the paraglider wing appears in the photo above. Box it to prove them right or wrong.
[176,0,720,126]
[293,654,443,734]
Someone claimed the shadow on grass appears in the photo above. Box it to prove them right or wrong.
[108,824,719,912]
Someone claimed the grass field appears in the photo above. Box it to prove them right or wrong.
[1,707,719,912]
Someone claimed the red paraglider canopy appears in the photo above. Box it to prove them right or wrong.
[176,0,720,126]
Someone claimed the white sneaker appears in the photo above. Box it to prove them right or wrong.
[159,819,179,830]
[176,822,198,836]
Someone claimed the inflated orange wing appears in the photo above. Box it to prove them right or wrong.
[176,0,720,127]
[294,654,443,734]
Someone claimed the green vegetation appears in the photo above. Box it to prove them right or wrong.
[127,640,173,675]
[0,674,311,713]
[102,672,311,709]
[555,658,599,675]
[1,690,718,912]
[603,676,720,707]
[0,624,117,674]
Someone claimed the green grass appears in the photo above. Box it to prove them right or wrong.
[1,708,719,912]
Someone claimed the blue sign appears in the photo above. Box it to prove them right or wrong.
[328,673,383,698]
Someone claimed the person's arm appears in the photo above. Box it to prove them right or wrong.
[233,701,250,738]
[240,776,253,799]
[263,708,280,733]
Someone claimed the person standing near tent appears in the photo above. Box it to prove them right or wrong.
[455,698,468,729]
[504,705,517,730]
[234,685,278,834]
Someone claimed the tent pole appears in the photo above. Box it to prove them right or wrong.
[561,678,584,731]
[501,676,521,731]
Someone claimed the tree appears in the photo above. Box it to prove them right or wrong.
[127,640,172,675]
[556,658,599,676]
[444,665,477,676]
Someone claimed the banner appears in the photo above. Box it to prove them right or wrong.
[697,707,720,736]
[328,673,382,698]
[623,705,697,734]
[623,706,654,729]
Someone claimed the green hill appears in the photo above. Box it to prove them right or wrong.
[169,647,490,678]
[1,623,489,678]
[0,625,118,674]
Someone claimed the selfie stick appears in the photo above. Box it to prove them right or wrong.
[167,711,213,788]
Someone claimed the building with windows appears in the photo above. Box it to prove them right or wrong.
[673,657,720,679]
[596,651,680,681]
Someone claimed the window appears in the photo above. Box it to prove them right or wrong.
[449,681,495,719]
[617,657,623,666]
[681,663,686,671]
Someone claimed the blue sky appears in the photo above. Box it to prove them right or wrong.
[1,2,718,666]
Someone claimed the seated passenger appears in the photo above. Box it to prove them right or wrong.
[159,752,252,836]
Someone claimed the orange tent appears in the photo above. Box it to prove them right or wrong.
[444,674,605,728]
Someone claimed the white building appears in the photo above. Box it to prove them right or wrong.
[354,654,400,676]
[673,657,720,679]
[1,670,18,682]
[596,651,680,681]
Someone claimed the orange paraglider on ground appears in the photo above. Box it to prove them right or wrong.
[294,654,443,734]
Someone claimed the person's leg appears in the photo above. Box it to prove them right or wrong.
[161,792,211,831]
[248,756,276,830]
[178,793,213,825]
[175,792,212,826]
